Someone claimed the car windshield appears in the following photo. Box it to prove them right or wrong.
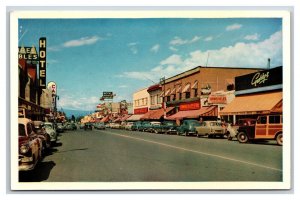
[190,121,201,126]
[164,122,175,125]
[44,124,53,129]
[210,122,221,126]
[19,124,26,136]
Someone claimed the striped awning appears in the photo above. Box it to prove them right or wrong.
[182,83,191,93]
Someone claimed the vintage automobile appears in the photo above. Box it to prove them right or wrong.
[176,119,201,136]
[44,122,58,144]
[151,121,177,134]
[84,123,93,130]
[227,118,256,140]
[64,123,77,130]
[131,121,143,131]
[138,121,160,132]
[94,122,106,130]
[236,115,283,145]
[33,121,51,151]
[19,118,43,171]
[124,122,134,130]
[195,121,227,138]
[56,123,65,133]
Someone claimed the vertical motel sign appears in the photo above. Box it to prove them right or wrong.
[39,37,46,89]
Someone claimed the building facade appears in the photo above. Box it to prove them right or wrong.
[162,66,260,120]
[133,87,150,115]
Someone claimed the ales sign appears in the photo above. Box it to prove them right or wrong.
[39,37,47,89]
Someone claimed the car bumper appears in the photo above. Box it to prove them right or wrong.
[19,156,36,171]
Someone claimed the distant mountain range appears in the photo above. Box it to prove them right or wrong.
[59,108,91,118]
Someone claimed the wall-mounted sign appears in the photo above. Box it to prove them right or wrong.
[39,38,47,88]
[179,101,200,111]
[102,91,113,99]
[134,107,148,114]
[18,45,39,64]
[47,81,57,95]
[208,95,227,104]
[235,66,282,91]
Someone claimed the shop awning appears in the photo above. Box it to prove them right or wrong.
[182,83,191,93]
[176,85,182,93]
[220,91,282,115]
[170,88,176,95]
[164,88,171,96]
[100,116,110,122]
[126,114,144,121]
[141,107,175,120]
[167,106,217,120]
[191,81,198,89]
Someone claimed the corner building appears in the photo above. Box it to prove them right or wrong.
[163,66,259,121]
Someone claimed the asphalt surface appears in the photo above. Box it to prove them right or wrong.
[19,128,283,182]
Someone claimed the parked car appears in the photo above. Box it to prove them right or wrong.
[56,123,65,133]
[33,121,51,151]
[177,119,201,136]
[195,121,227,138]
[148,121,162,133]
[237,115,283,145]
[94,122,106,130]
[151,121,177,134]
[124,122,134,130]
[227,119,256,140]
[79,123,85,129]
[109,123,121,129]
[139,121,152,132]
[84,123,93,130]
[131,121,143,131]
[44,122,58,144]
[18,118,42,171]
[64,123,77,130]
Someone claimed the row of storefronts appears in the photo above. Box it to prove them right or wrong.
[128,65,283,125]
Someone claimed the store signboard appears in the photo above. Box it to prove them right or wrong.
[208,95,227,104]
[179,101,200,111]
[103,91,113,99]
[235,66,282,91]
[18,46,39,64]
[134,107,148,114]
[39,37,47,88]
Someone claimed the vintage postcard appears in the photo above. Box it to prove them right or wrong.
[10,9,291,190]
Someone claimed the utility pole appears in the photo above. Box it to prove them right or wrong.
[160,77,166,118]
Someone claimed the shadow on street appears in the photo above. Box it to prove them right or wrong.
[19,161,56,182]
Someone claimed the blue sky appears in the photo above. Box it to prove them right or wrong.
[18,18,282,111]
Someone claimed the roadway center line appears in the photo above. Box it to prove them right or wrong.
[105,131,282,172]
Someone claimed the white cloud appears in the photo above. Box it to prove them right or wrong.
[204,36,213,41]
[160,54,183,65]
[226,23,242,31]
[128,42,138,54]
[169,35,201,46]
[58,95,99,111]
[169,46,178,52]
[119,85,128,88]
[244,33,260,41]
[118,31,282,82]
[150,44,160,53]
[63,36,100,47]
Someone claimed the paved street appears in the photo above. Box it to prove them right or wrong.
[19,128,282,182]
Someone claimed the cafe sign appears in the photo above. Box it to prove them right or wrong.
[208,94,227,104]
[39,37,47,89]
[235,66,282,92]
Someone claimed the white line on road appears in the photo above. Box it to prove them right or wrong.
[106,131,282,172]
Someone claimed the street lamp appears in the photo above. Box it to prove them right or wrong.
[160,76,166,119]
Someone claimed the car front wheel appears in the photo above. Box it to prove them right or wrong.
[237,132,249,143]
[276,133,283,146]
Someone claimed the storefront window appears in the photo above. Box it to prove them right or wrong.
[151,96,155,105]
[166,96,170,102]
[194,89,198,97]
[185,92,190,99]
[178,93,182,100]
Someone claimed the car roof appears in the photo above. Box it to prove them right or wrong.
[18,117,31,124]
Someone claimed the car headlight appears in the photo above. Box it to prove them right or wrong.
[20,144,29,154]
